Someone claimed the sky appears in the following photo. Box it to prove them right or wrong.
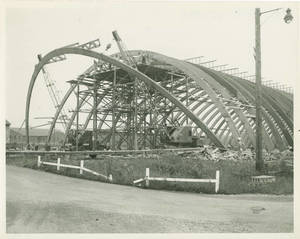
[3,1,299,129]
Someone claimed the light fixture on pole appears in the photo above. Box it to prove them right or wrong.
[284,8,293,23]
[255,8,293,172]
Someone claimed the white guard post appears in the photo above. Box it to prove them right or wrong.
[37,155,41,167]
[215,170,220,193]
[80,160,84,174]
[57,158,61,171]
[145,168,150,188]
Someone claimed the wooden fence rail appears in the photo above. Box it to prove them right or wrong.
[133,168,220,193]
[37,155,113,182]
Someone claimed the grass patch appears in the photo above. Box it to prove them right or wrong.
[6,152,293,194]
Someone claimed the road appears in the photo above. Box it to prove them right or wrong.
[6,165,293,233]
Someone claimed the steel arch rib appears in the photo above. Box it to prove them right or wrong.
[235,78,292,146]
[263,90,293,131]
[108,51,257,148]
[26,47,225,148]
[246,81,293,135]
[47,84,76,143]
[136,51,241,145]
[49,62,100,144]
[132,50,255,148]
[240,87,288,147]
[226,81,278,148]
[157,82,248,148]
[205,68,292,142]
[198,68,256,144]
[120,50,241,143]
[201,69,277,149]
[219,73,283,149]
[115,50,292,149]
[174,89,251,147]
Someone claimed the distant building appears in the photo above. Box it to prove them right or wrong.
[8,127,65,148]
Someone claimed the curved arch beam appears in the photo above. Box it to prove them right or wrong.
[47,84,77,143]
[26,47,225,148]
[136,51,242,145]
[220,73,284,149]
[236,78,292,146]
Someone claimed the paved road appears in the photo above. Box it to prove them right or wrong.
[6,166,293,233]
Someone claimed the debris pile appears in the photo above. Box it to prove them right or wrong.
[174,146,293,164]
[175,146,254,161]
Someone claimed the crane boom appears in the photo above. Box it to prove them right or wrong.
[38,54,69,130]
[112,31,137,67]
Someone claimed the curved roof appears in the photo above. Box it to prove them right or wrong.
[25,47,293,150]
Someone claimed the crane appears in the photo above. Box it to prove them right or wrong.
[37,39,102,131]
[112,31,137,67]
[37,54,69,130]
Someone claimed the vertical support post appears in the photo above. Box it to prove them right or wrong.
[255,8,264,172]
[186,76,189,125]
[111,67,116,150]
[37,155,41,167]
[145,168,150,188]
[133,77,138,150]
[143,92,147,149]
[80,160,84,174]
[76,83,80,151]
[93,81,97,151]
[215,170,220,193]
[153,94,157,148]
[171,73,174,122]
[164,82,167,127]
[152,79,157,148]
[149,92,153,149]
[57,157,61,171]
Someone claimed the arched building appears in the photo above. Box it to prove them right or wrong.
[25,46,293,151]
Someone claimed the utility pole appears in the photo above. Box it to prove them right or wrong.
[254,7,293,172]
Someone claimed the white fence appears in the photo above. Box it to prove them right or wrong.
[37,155,113,182]
[134,168,220,193]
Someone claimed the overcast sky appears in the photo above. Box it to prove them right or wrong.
[4,1,299,129]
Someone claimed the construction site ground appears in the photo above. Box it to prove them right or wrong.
[6,165,293,233]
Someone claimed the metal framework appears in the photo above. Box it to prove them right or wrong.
[25,46,293,151]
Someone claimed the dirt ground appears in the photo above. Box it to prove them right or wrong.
[6,165,293,233]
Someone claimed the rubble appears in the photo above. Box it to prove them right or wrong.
[173,146,293,164]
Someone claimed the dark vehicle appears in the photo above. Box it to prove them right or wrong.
[65,129,108,151]
[161,126,204,147]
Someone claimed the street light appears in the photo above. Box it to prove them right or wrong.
[255,8,293,172]
[284,8,293,23]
